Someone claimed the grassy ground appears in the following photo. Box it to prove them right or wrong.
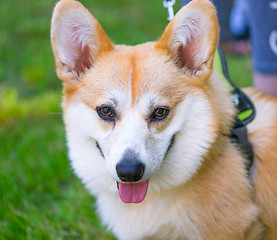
[0,0,252,239]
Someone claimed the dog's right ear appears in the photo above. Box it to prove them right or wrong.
[51,0,114,82]
[155,0,219,80]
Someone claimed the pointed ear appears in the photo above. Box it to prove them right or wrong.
[155,0,219,78]
[51,0,114,81]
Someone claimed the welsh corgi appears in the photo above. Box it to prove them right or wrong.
[51,0,277,239]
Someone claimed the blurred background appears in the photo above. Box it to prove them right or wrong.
[0,0,252,239]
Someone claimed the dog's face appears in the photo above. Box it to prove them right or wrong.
[51,0,229,203]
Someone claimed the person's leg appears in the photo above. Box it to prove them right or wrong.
[229,0,251,55]
[254,73,277,96]
[247,0,277,96]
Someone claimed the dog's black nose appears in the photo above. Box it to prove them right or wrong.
[116,149,145,182]
[116,161,145,182]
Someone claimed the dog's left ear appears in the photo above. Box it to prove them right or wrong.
[51,0,114,82]
[155,0,219,78]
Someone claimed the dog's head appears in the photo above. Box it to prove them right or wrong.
[51,0,234,203]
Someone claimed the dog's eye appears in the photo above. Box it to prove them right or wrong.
[151,107,169,121]
[97,106,114,121]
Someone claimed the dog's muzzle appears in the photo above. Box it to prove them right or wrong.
[115,149,148,204]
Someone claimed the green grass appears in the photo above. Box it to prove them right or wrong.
[227,54,253,87]
[0,0,252,239]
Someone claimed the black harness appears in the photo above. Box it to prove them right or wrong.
[215,47,256,173]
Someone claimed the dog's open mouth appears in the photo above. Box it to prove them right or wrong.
[117,181,149,204]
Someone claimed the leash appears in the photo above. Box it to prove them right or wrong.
[162,1,255,173]
[163,0,176,21]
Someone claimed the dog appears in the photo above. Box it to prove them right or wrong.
[50,0,277,239]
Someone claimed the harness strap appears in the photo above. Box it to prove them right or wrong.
[231,118,254,172]
[214,46,255,172]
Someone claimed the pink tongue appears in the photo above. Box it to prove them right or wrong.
[118,181,148,204]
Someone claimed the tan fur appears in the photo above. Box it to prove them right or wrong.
[51,0,277,239]
[244,88,277,239]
